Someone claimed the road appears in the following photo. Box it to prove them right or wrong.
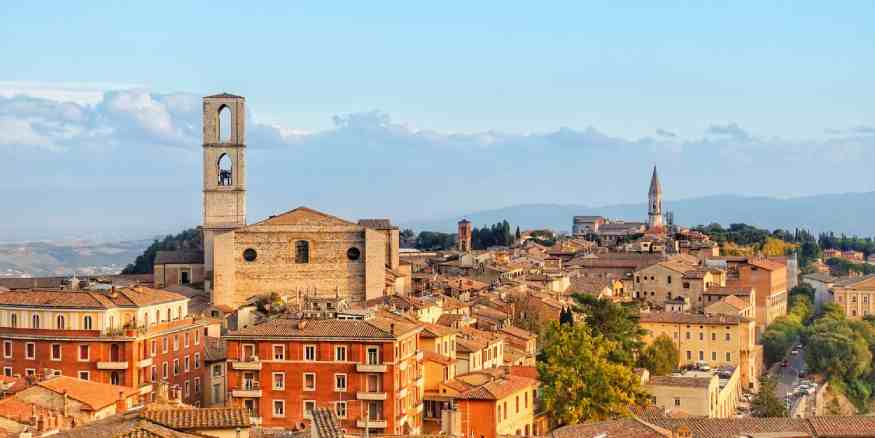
[770,344,813,416]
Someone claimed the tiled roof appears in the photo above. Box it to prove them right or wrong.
[53,414,205,438]
[0,286,187,310]
[154,250,204,265]
[141,407,250,430]
[227,317,417,339]
[450,372,538,400]
[419,322,457,338]
[116,286,190,307]
[311,407,343,438]
[549,418,669,438]
[499,326,535,341]
[721,295,749,310]
[357,219,394,230]
[808,416,875,437]
[748,258,785,271]
[422,350,453,365]
[638,311,748,325]
[38,376,138,411]
[646,418,813,438]
[703,287,753,296]
[204,92,243,99]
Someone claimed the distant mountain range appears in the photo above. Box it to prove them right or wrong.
[400,192,875,236]
[0,239,151,278]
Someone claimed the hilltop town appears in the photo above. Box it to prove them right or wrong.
[1,93,875,438]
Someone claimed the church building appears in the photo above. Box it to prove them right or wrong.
[200,93,405,308]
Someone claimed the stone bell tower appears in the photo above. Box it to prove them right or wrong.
[202,93,247,282]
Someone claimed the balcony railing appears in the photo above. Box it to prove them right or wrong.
[357,391,388,400]
[356,418,388,428]
[356,363,387,373]
[231,382,262,398]
[230,357,262,370]
[97,361,129,370]
[137,357,153,368]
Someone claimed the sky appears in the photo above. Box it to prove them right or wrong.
[2,2,875,241]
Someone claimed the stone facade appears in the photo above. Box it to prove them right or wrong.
[457,219,472,252]
[203,94,248,280]
[212,207,390,308]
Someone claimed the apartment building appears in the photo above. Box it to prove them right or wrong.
[639,311,761,391]
[224,316,424,435]
[0,287,210,405]
[707,257,788,337]
[832,275,875,319]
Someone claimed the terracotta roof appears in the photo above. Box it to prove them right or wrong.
[647,375,712,388]
[721,295,749,310]
[449,372,538,400]
[638,311,748,325]
[37,376,138,411]
[549,418,669,438]
[422,350,453,366]
[419,322,457,338]
[53,413,205,438]
[808,416,875,437]
[437,314,463,327]
[703,287,753,297]
[499,326,535,341]
[647,418,813,438]
[154,251,204,265]
[227,316,418,339]
[141,407,250,430]
[748,258,785,271]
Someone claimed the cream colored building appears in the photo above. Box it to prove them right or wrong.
[633,258,726,310]
[644,367,741,418]
[832,275,875,319]
[639,311,761,391]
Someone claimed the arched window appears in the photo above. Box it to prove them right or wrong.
[295,240,310,264]
[144,313,149,327]
[83,316,93,330]
[217,154,233,186]
[57,315,65,329]
[32,314,40,329]
[218,105,232,143]
[155,309,161,324]
[10,314,17,328]
[166,308,171,322]
[109,316,115,329]
[178,306,183,319]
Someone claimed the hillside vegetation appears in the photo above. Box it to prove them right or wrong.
[121,229,202,274]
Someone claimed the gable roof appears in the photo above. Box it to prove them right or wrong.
[204,92,243,99]
[141,407,250,430]
[37,376,138,411]
[227,316,419,340]
[154,251,204,265]
[357,219,394,230]
[251,206,360,227]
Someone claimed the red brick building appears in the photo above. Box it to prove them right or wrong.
[0,287,210,406]
[224,316,423,434]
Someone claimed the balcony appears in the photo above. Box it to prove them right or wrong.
[137,357,153,368]
[138,383,153,395]
[97,361,129,370]
[356,418,388,429]
[230,357,262,370]
[357,391,388,401]
[356,363,387,373]
[231,382,262,398]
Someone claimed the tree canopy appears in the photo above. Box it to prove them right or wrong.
[750,375,788,417]
[637,334,679,376]
[537,322,647,425]
[122,228,202,274]
[571,294,645,366]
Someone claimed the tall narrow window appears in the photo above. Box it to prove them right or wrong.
[218,154,233,186]
[83,316,92,330]
[32,314,40,329]
[10,314,16,328]
[218,106,232,143]
[295,240,310,264]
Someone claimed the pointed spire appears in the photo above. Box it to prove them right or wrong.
[649,166,662,196]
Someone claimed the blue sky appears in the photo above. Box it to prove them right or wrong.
[2,2,875,241]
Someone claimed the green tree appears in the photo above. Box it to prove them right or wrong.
[537,322,647,425]
[414,231,456,250]
[750,375,788,417]
[571,294,645,366]
[122,228,202,274]
[637,334,679,376]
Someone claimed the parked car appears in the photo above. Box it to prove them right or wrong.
[781,360,789,368]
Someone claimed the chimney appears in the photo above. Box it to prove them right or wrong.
[115,391,127,414]
[62,390,69,417]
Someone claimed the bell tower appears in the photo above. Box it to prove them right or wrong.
[647,165,663,228]
[202,93,247,280]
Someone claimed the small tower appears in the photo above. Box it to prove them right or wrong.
[647,166,664,228]
[457,219,472,252]
[202,93,247,280]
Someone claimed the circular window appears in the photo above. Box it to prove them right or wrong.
[346,247,361,261]
[242,248,257,262]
